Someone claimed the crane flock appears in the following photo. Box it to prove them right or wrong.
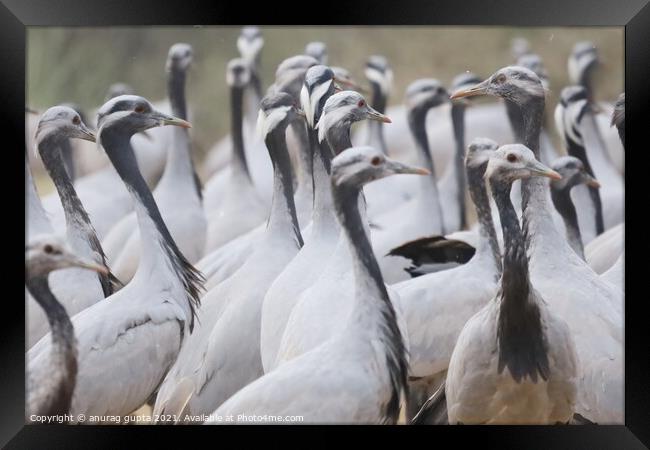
[25,27,624,425]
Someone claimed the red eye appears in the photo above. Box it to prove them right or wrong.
[134,105,145,113]
[358,100,365,107]
[72,116,80,125]
[371,156,382,166]
[507,154,518,163]
[496,74,507,84]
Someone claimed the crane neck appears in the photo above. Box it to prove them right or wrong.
[451,103,468,230]
[509,95,544,211]
[290,120,313,190]
[509,96,578,269]
[229,86,251,181]
[158,65,202,200]
[367,81,388,154]
[168,66,187,121]
[245,55,263,125]
[408,107,446,234]
[37,134,93,231]
[580,112,620,181]
[467,161,502,276]
[332,181,408,423]
[550,183,585,260]
[490,175,549,384]
[36,134,111,290]
[324,119,354,155]
[59,138,76,182]
[308,127,337,234]
[505,99,525,143]
[565,136,604,235]
[25,275,77,415]
[264,125,304,247]
[99,127,202,331]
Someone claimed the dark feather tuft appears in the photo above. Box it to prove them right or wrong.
[388,236,476,268]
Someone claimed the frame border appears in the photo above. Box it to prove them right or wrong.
[6,0,649,446]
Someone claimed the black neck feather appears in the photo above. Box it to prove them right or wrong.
[550,183,584,258]
[467,161,502,275]
[333,183,408,424]
[565,135,604,235]
[510,96,544,212]
[265,125,304,247]
[168,65,202,200]
[168,67,187,120]
[451,103,468,230]
[408,108,435,175]
[291,120,313,185]
[230,86,250,180]
[505,99,525,143]
[368,82,388,154]
[100,128,203,331]
[26,275,77,415]
[490,177,549,384]
[325,120,354,155]
[59,138,75,181]
[38,135,113,296]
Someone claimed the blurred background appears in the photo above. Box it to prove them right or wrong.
[27,26,623,192]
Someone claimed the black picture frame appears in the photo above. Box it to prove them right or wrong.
[6,0,649,447]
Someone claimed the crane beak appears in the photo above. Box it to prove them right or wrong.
[152,111,192,129]
[68,255,109,275]
[386,159,430,176]
[77,123,97,143]
[527,160,562,180]
[26,106,40,115]
[366,106,392,123]
[450,79,490,100]
[581,172,601,188]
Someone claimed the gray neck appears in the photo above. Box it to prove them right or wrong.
[308,128,337,234]
[290,120,313,190]
[265,125,304,247]
[60,138,75,182]
[490,177,549,384]
[451,103,468,230]
[37,135,111,295]
[158,65,202,200]
[511,96,550,232]
[100,127,202,331]
[38,134,91,228]
[333,182,408,424]
[230,86,251,180]
[550,183,585,259]
[408,108,446,234]
[565,133,604,235]
[325,119,354,155]
[467,161,502,276]
[367,82,388,154]
[26,275,77,415]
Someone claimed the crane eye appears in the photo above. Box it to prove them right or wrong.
[72,115,80,125]
[507,154,518,163]
[43,244,53,254]
[134,105,145,113]
[496,74,507,84]
[371,156,383,166]
[358,100,365,108]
